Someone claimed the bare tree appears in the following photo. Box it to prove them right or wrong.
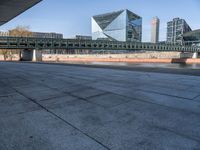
[9,26,32,37]
[0,26,33,61]
[8,26,33,60]
[0,50,9,61]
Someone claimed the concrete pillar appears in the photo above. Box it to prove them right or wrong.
[21,49,42,61]
[32,49,42,61]
[21,49,33,61]
[180,52,199,59]
[192,52,198,59]
[180,52,189,58]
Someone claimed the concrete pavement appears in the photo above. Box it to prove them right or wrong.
[0,62,200,150]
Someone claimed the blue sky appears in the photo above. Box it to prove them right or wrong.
[1,0,200,42]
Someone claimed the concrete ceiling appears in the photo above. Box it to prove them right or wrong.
[0,0,42,26]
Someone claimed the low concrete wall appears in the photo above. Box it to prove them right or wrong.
[43,52,182,62]
[0,54,20,61]
[42,52,200,64]
[0,51,198,63]
[42,57,200,64]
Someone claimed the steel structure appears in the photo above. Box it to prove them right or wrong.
[0,36,199,52]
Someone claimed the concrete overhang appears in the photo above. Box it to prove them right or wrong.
[0,0,42,26]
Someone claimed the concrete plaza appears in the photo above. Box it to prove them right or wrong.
[0,62,200,150]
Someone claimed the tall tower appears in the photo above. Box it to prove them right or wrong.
[151,17,160,43]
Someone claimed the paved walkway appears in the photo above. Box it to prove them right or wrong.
[0,62,200,150]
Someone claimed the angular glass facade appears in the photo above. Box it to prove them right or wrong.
[92,9,142,42]
[167,18,192,45]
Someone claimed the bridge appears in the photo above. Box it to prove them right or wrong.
[0,36,200,61]
[0,36,200,52]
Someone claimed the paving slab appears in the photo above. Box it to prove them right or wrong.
[86,118,200,150]
[109,100,200,142]
[45,102,119,133]
[15,88,67,101]
[70,87,107,99]
[0,93,41,117]
[135,85,200,99]
[87,93,131,108]
[194,96,200,102]
[0,110,107,150]
[0,86,16,96]
[112,90,200,114]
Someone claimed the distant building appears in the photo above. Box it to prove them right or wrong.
[32,32,63,39]
[0,31,63,39]
[159,41,167,44]
[0,31,9,36]
[167,18,192,45]
[151,17,160,43]
[183,29,200,46]
[92,9,142,42]
[75,35,92,40]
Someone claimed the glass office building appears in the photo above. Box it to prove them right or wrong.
[92,9,142,42]
[183,29,200,46]
[167,18,192,45]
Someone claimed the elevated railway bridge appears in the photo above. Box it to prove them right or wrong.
[0,36,200,60]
